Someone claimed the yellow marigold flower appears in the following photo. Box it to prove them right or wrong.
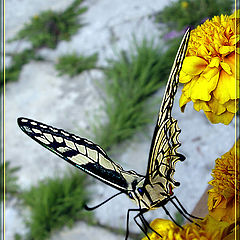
[142,215,232,240]
[179,10,240,125]
[208,139,239,222]
[181,1,189,9]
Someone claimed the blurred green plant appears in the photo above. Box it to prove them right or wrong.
[1,49,43,87]
[4,0,87,86]
[9,0,87,49]
[174,211,185,226]
[93,38,179,151]
[55,53,98,77]
[155,0,234,31]
[21,171,92,240]
[0,161,20,201]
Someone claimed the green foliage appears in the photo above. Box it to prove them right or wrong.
[155,0,234,31]
[93,39,178,150]
[21,171,92,240]
[2,49,43,86]
[0,161,20,201]
[10,0,87,49]
[14,233,22,240]
[56,53,98,77]
[4,0,87,86]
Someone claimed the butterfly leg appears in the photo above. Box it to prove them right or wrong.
[170,196,203,219]
[169,197,201,227]
[125,208,141,240]
[139,213,162,238]
[162,205,183,229]
[133,213,150,240]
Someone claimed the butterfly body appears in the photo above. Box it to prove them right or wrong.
[18,28,192,239]
[18,117,169,211]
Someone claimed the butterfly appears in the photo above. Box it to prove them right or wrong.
[18,28,198,239]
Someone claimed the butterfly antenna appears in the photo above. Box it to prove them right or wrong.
[84,191,123,211]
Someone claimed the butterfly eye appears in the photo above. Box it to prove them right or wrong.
[137,187,144,195]
[128,192,134,199]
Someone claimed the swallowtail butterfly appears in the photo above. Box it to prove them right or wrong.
[18,28,197,239]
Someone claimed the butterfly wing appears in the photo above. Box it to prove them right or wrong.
[18,117,141,192]
[144,29,190,198]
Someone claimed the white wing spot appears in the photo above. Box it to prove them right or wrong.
[84,140,92,145]
[40,124,47,129]
[54,136,63,143]
[73,136,81,141]
[99,154,114,170]
[35,136,49,145]
[57,146,71,153]
[76,144,86,155]
[31,121,37,125]
[21,119,28,123]
[43,133,54,142]
[87,148,98,161]
[32,128,42,134]
[70,154,91,165]
[65,139,76,150]
[61,131,70,136]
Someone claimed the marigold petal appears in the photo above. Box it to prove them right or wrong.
[229,34,240,45]
[219,45,235,55]
[208,57,220,68]
[179,70,193,83]
[224,99,239,113]
[224,52,236,75]
[208,96,226,115]
[208,191,223,210]
[190,74,219,101]
[220,62,232,75]
[193,100,211,112]
[222,226,240,240]
[213,71,236,104]
[209,199,236,222]
[205,215,230,237]
[181,56,208,75]
[202,66,219,79]
[179,94,191,112]
[179,83,192,111]
[205,110,234,125]
[197,45,209,57]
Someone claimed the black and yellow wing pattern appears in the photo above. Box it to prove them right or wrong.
[18,28,191,239]
[18,117,143,193]
[143,29,190,207]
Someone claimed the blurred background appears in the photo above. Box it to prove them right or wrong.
[3,0,236,240]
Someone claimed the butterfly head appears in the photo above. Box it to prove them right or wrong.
[127,178,152,209]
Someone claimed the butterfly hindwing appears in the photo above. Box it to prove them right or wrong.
[145,29,190,196]
[17,117,141,192]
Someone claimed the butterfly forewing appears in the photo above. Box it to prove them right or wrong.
[17,117,142,192]
[145,29,190,197]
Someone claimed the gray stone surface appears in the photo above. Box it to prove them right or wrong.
[4,0,237,240]
[51,221,127,240]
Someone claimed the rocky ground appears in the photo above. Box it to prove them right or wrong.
[4,0,237,240]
